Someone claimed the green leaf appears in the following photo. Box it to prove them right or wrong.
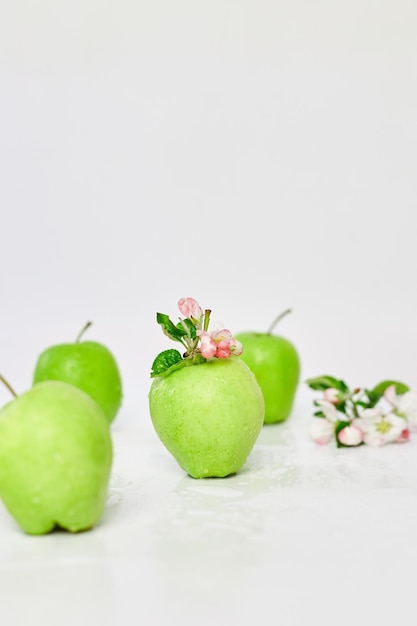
[306,375,349,393]
[176,317,197,340]
[372,380,410,396]
[337,400,347,413]
[156,313,188,342]
[365,380,410,408]
[364,389,380,407]
[150,349,183,377]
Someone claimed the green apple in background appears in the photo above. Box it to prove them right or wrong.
[0,377,112,535]
[149,357,265,479]
[33,322,122,424]
[235,309,300,424]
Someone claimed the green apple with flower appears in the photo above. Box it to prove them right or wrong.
[148,297,265,479]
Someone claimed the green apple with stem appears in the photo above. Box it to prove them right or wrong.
[33,322,123,424]
[148,298,265,478]
[235,309,300,424]
[0,375,112,535]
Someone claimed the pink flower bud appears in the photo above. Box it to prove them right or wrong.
[337,424,364,447]
[323,388,340,404]
[178,297,203,322]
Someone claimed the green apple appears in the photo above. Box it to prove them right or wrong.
[235,309,300,424]
[0,377,112,535]
[149,356,265,479]
[33,322,122,424]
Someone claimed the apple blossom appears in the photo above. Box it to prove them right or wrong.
[315,399,342,422]
[198,332,217,359]
[360,407,406,447]
[309,418,334,445]
[197,328,243,360]
[307,374,417,449]
[210,328,243,358]
[151,298,244,377]
[384,385,417,429]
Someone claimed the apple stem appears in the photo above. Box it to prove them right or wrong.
[0,374,18,398]
[76,321,93,343]
[266,308,292,335]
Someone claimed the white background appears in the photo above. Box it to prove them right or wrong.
[2,0,417,415]
[1,3,417,625]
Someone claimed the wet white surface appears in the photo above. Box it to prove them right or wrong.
[1,390,416,626]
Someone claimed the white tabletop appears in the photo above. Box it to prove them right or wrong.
[1,388,416,626]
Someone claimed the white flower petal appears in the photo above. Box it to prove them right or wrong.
[309,418,334,445]
[315,400,339,422]
[397,391,417,420]
[385,413,407,442]
[363,432,387,447]
[360,407,383,429]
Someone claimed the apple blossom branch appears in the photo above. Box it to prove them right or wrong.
[306,375,417,448]
[150,297,243,378]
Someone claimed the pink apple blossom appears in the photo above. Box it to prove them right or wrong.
[178,297,204,323]
[309,417,334,445]
[211,328,243,358]
[197,328,243,360]
[198,332,217,359]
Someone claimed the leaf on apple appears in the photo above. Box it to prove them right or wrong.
[150,349,206,378]
[151,349,184,377]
